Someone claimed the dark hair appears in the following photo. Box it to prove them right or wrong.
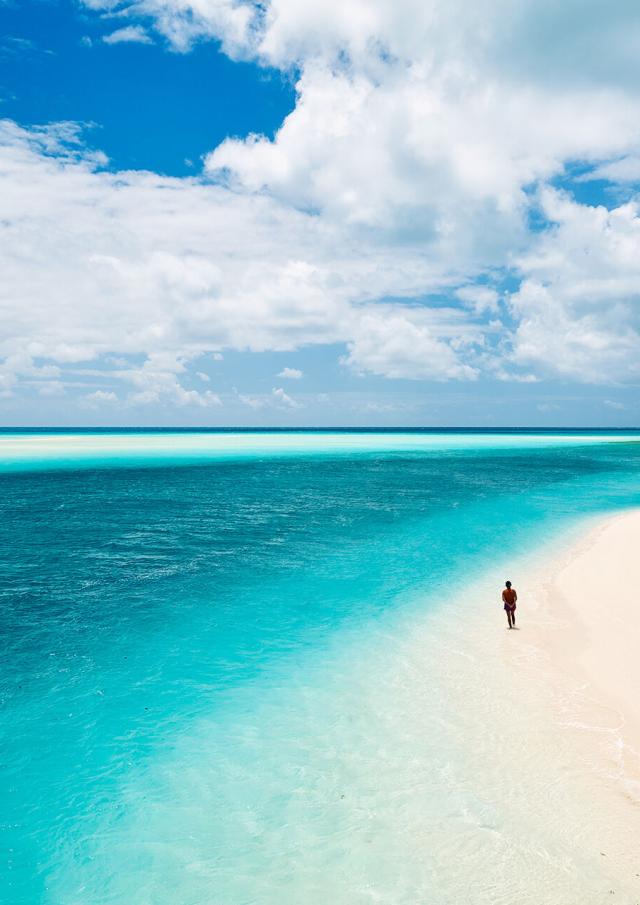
[505,580,511,588]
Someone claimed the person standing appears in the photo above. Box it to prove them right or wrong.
[502,580,517,629]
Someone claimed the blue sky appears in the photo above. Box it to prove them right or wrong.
[1,0,640,426]
[0,0,294,175]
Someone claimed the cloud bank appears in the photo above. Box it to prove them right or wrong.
[2,0,640,411]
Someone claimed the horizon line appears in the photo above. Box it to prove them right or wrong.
[1,426,639,433]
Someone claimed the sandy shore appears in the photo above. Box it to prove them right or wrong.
[406,508,640,901]
[522,509,640,793]
[474,508,640,900]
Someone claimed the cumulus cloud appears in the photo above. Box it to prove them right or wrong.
[344,311,478,381]
[0,119,481,402]
[117,353,222,406]
[3,0,640,412]
[277,366,303,379]
[236,386,302,409]
[90,390,117,402]
[271,386,301,408]
[124,0,640,388]
[509,189,640,382]
[81,390,118,408]
[102,26,154,45]
[580,156,640,184]
[455,286,500,315]
[236,392,263,410]
[83,0,253,55]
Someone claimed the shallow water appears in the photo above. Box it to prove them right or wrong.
[2,431,640,903]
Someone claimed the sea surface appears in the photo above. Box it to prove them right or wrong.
[2,430,640,904]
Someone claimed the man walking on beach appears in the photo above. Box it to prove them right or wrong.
[502,581,517,629]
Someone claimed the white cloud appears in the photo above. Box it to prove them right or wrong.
[236,386,303,409]
[84,0,640,103]
[82,389,118,408]
[455,286,500,315]
[208,68,637,250]
[581,156,640,183]
[344,311,479,381]
[85,0,640,247]
[84,0,253,55]
[0,119,480,399]
[196,371,210,382]
[509,189,640,382]
[272,386,302,408]
[0,347,61,397]
[103,26,154,45]
[5,0,640,410]
[237,392,264,409]
[277,366,303,379]
[118,352,222,407]
[202,0,640,241]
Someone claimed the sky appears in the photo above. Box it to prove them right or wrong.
[1,0,640,427]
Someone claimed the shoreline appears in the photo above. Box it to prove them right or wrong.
[486,508,640,897]
[518,509,640,795]
[402,507,640,901]
[21,507,640,904]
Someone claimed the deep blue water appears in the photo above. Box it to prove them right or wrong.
[1,431,640,903]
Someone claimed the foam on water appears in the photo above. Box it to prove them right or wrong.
[2,431,640,903]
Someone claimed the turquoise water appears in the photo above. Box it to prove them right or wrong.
[2,430,640,903]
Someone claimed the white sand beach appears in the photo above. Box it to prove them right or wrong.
[375,508,640,903]
[452,508,640,901]
[264,507,640,905]
[525,509,640,790]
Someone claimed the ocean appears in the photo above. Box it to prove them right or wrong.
[2,430,640,904]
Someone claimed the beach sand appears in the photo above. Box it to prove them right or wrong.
[526,510,640,787]
[471,508,640,901]
[554,511,640,764]
[387,508,640,903]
